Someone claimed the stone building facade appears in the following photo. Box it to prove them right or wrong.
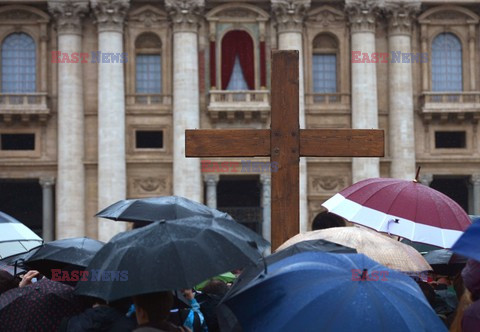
[0,0,479,242]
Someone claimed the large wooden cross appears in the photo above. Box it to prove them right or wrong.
[186,51,384,250]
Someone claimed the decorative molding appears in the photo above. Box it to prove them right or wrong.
[307,5,345,27]
[0,5,50,23]
[128,5,167,28]
[271,0,311,33]
[91,0,130,33]
[165,0,204,33]
[385,2,420,36]
[311,176,346,193]
[48,1,89,35]
[418,6,479,25]
[345,0,381,33]
[131,177,169,196]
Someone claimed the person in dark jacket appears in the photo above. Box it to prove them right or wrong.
[196,280,229,332]
[461,259,480,331]
[0,270,19,294]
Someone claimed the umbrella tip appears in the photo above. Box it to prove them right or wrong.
[414,166,421,183]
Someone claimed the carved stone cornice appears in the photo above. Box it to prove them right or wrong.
[91,0,130,33]
[345,0,381,34]
[48,0,89,35]
[271,0,310,33]
[165,0,204,33]
[385,2,420,36]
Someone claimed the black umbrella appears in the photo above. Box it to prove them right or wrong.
[0,278,86,331]
[423,249,467,276]
[75,217,269,302]
[96,196,233,224]
[24,237,104,279]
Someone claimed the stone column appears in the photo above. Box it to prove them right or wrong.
[272,0,310,234]
[39,177,55,242]
[471,174,480,215]
[166,0,204,203]
[386,2,420,180]
[48,0,88,238]
[92,0,129,241]
[346,0,380,183]
[260,173,271,253]
[419,173,433,187]
[204,174,219,209]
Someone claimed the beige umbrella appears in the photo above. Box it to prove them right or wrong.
[277,226,432,273]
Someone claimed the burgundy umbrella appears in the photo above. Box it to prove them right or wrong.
[322,177,471,249]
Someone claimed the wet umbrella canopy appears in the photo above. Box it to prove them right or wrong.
[0,211,43,260]
[75,216,269,302]
[96,195,233,224]
[0,278,85,331]
[221,252,447,332]
[24,237,104,279]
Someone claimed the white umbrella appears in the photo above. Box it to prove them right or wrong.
[0,211,43,260]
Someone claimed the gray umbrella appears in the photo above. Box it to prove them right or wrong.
[96,195,233,224]
[0,211,43,260]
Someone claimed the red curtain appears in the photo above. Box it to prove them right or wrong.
[221,30,254,90]
[210,41,216,88]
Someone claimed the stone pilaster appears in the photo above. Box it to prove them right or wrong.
[272,0,310,234]
[48,0,88,239]
[386,2,420,180]
[92,0,129,241]
[471,174,480,215]
[204,174,219,209]
[39,177,55,242]
[260,173,271,253]
[346,0,381,182]
[166,0,204,203]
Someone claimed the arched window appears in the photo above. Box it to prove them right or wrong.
[1,33,36,93]
[221,30,254,90]
[135,33,162,94]
[432,33,462,92]
[312,33,338,94]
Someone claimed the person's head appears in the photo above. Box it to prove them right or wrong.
[132,291,173,325]
[436,277,450,286]
[312,212,346,231]
[202,279,229,296]
[0,270,19,294]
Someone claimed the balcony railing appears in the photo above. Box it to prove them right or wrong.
[0,93,49,122]
[126,94,172,106]
[207,90,270,122]
[419,92,480,123]
[305,93,350,105]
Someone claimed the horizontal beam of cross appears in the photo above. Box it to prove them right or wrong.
[185,129,384,158]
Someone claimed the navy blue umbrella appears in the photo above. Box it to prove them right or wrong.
[451,217,480,262]
[222,252,446,332]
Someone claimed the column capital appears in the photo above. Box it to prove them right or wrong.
[48,0,89,35]
[165,0,205,33]
[345,0,381,34]
[203,173,219,185]
[271,0,310,34]
[260,173,271,185]
[91,0,130,33]
[385,1,420,36]
[39,176,56,187]
[419,173,433,187]
[471,174,480,185]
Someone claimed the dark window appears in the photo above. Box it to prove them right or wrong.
[435,131,466,148]
[1,133,35,150]
[135,130,163,149]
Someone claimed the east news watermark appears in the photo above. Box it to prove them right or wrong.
[51,269,128,282]
[202,160,279,173]
[51,51,128,64]
[352,51,429,63]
